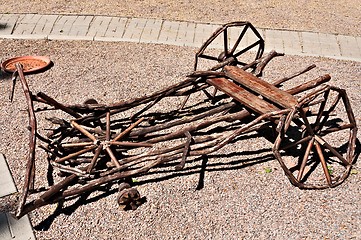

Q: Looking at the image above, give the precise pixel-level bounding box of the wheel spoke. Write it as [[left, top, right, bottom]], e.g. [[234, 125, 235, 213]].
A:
[[55, 145, 97, 163], [229, 25, 248, 55], [297, 137, 315, 181], [314, 141, 332, 186], [105, 146, 121, 168], [223, 28, 228, 57], [234, 60, 248, 66], [106, 111, 111, 141], [313, 89, 330, 132], [71, 120, 97, 142], [314, 135, 349, 165], [321, 123, 355, 135], [318, 92, 341, 132], [280, 135, 312, 151], [198, 54, 219, 61], [233, 40, 262, 58], [87, 144, 103, 173], [299, 109, 315, 136]]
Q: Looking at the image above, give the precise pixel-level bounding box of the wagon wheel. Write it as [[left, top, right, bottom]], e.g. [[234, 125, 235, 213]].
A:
[[273, 85, 357, 189], [194, 21, 264, 72]]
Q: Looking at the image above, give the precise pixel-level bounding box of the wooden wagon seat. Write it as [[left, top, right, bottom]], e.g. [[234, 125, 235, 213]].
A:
[[206, 66, 298, 114]]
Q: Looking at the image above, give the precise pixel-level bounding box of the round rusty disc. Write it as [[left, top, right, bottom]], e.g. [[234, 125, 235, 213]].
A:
[[1, 56, 51, 73]]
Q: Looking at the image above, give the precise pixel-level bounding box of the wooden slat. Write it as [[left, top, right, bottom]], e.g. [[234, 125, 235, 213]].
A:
[[207, 78, 280, 114], [224, 66, 298, 108]]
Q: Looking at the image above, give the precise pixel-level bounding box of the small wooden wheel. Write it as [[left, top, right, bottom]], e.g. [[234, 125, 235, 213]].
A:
[[273, 85, 357, 189], [117, 183, 143, 210], [194, 21, 264, 71]]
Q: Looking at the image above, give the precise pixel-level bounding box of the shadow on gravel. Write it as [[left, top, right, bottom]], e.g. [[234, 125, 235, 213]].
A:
[[33, 145, 274, 230], [33, 138, 361, 230], [30, 111, 361, 231], [0, 70, 11, 81], [353, 139, 361, 165], [34, 184, 117, 231]]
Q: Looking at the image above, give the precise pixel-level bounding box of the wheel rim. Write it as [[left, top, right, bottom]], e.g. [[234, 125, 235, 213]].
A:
[[274, 86, 357, 189], [194, 21, 264, 71]]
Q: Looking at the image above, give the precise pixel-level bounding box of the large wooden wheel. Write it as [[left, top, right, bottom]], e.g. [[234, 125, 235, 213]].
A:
[[194, 21, 264, 71], [273, 85, 357, 189]]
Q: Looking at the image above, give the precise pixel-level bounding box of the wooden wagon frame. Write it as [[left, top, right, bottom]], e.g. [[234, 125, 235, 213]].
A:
[[7, 22, 358, 218]]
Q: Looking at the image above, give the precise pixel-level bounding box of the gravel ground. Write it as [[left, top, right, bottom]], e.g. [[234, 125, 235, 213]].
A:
[[0, 38, 360, 239], [1, 0, 361, 36]]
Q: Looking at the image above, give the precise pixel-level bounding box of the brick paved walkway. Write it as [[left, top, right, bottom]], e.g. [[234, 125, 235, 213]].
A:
[[0, 154, 35, 240], [1, 13, 360, 62]]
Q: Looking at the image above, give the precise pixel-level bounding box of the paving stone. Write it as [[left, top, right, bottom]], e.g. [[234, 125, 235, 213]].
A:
[[264, 29, 284, 53], [123, 18, 147, 42], [140, 18, 163, 43], [0, 213, 35, 240], [337, 35, 361, 58], [281, 30, 302, 54], [11, 13, 42, 35], [301, 32, 321, 55], [318, 33, 341, 57], [0, 14, 20, 35], [194, 23, 222, 49], [194, 23, 217, 46], [0, 154, 17, 198], [87, 16, 112, 37], [158, 20, 180, 44], [103, 17, 128, 38], [68, 16, 94, 36], [176, 22, 196, 46], [32, 15, 59, 35], [50, 15, 78, 35]]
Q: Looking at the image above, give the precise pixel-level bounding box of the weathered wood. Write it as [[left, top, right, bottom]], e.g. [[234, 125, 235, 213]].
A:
[[113, 117, 145, 141], [175, 131, 192, 170], [15, 64, 38, 216], [11, 21, 357, 220], [287, 74, 330, 95], [207, 77, 280, 114], [224, 66, 298, 108], [37, 92, 82, 118]]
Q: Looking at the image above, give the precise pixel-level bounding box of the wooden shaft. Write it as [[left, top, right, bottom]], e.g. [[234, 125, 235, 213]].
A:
[[15, 64, 38, 215]]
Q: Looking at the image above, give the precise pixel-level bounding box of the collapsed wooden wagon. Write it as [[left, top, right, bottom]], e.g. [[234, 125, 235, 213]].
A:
[[5, 22, 357, 218]]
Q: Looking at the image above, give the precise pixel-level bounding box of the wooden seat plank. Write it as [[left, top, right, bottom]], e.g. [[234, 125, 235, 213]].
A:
[[207, 77, 280, 114], [224, 66, 298, 108]]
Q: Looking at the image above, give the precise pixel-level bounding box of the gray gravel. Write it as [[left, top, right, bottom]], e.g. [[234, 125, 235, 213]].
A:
[[0, 38, 360, 240]]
